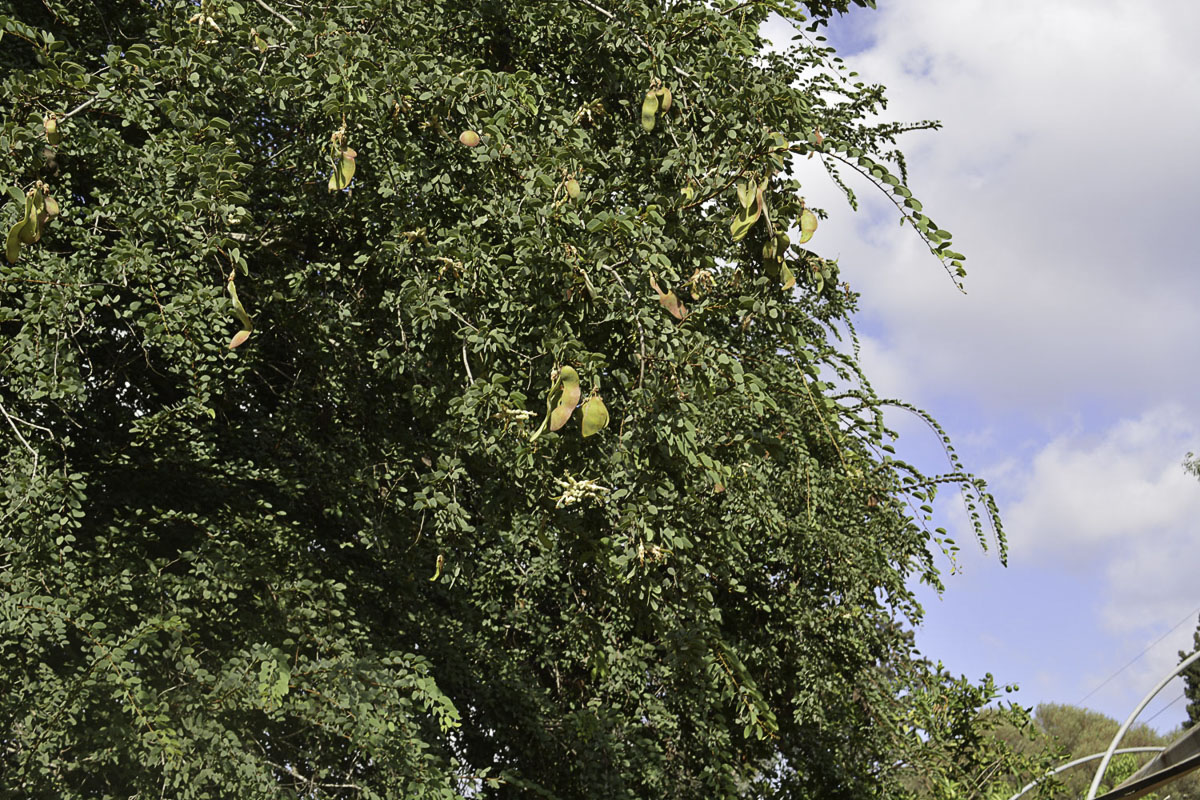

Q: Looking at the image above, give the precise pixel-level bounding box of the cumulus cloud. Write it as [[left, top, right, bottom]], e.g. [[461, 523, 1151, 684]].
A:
[[780, 0, 1200, 419]]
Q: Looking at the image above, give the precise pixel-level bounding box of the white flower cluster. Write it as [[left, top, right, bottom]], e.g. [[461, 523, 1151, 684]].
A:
[[553, 475, 610, 508], [500, 408, 537, 421]]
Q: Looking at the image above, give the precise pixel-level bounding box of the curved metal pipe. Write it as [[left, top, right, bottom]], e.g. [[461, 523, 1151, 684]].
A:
[[1086, 648, 1200, 800], [1006, 747, 1163, 800]]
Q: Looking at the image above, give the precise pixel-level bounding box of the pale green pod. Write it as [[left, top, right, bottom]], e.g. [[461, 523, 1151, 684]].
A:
[[549, 366, 581, 431], [656, 85, 672, 112], [581, 394, 609, 437], [798, 208, 818, 244], [328, 148, 357, 191], [6, 220, 24, 264], [640, 90, 658, 132]]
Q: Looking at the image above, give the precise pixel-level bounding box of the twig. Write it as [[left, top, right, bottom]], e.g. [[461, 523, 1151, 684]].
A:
[[0, 400, 45, 476], [461, 341, 474, 386], [255, 0, 297, 30], [61, 96, 97, 121]]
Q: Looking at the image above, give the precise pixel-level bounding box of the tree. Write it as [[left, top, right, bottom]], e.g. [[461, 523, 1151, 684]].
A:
[[1, 1, 1035, 797], [1025, 703, 1199, 800]]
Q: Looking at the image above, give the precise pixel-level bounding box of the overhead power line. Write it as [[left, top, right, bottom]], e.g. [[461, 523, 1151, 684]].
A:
[[1077, 603, 1200, 707]]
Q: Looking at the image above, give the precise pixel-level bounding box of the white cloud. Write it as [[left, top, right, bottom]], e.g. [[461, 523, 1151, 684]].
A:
[[787, 0, 1200, 418], [1003, 404, 1200, 561]]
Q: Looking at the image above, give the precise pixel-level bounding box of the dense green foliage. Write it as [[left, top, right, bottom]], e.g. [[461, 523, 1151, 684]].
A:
[[2, 0, 1038, 797]]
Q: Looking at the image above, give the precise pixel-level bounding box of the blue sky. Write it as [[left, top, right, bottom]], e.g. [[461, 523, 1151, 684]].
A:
[[767, 1, 1200, 733]]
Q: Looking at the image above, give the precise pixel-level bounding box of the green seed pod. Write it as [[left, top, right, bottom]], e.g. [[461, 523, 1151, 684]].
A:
[[798, 208, 818, 244], [549, 366, 581, 431], [458, 130, 481, 147], [6, 220, 25, 264], [43, 194, 60, 218], [640, 90, 659, 132], [566, 179, 580, 200], [730, 193, 761, 242], [581, 394, 609, 437], [44, 115, 61, 146], [735, 180, 754, 211], [656, 85, 673, 112], [18, 193, 37, 245], [780, 264, 796, 291], [226, 273, 254, 349], [327, 148, 357, 192]]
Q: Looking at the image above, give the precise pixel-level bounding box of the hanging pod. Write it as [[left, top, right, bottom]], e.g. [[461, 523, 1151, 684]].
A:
[[549, 366, 582, 431], [44, 114, 61, 146], [458, 130, 481, 147], [779, 263, 796, 291], [565, 178, 581, 201], [798, 208, 818, 244], [730, 190, 762, 242], [226, 271, 254, 349], [17, 191, 38, 245], [5, 219, 24, 264], [640, 89, 659, 132], [531, 366, 583, 441], [650, 276, 687, 320], [580, 393, 609, 437], [327, 147, 357, 192], [655, 85, 673, 112]]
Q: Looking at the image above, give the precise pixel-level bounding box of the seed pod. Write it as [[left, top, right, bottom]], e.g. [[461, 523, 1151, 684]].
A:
[[251, 28, 269, 52], [649, 276, 687, 320], [798, 208, 818, 244], [735, 180, 754, 211], [429, 553, 444, 582], [656, 85, 673, 112], [226, 272, 254, 349], [327, 147, 357, 192], [581, 394, 609, 437], [566, 179, 580, 200], [44, 114, 61, 146], [43, 194, 60, 218], [730, 191, 762, 242], [458, 129, 481, 147], [681, 185, 696, 203], [6, 220, 25, 264], [640, 90, 659, 132], [780, 263, 796, 291], [549, 366, 581, 431], [17, 192, 37, 245]]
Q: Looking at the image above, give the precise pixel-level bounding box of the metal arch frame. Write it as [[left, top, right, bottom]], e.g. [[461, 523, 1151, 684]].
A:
[[1006, 748, 1164, 800], [1086, 648, 1200, 800]]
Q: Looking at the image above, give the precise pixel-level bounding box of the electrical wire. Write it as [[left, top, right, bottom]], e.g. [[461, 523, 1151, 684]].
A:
[[1144, 692, 1187, 727], [1076, 603, 1200, 706]]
